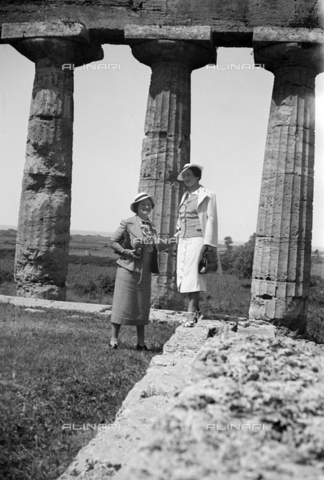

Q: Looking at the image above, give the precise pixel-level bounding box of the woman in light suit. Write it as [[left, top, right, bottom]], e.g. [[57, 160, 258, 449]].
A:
[[109, 192, 159, 350], [176, 163, 221, 327]]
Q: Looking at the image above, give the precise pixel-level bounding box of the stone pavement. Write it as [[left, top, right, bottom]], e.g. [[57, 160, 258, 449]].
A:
[[0, 294, 111, 313], [0, 294, 184, 323]]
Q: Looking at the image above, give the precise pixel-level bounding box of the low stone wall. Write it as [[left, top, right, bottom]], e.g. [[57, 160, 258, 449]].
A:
[[58, 318, 217, 479], [115, 325, 324, 480]]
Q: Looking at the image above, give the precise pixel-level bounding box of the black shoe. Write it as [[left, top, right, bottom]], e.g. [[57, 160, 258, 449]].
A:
[[110, 342, 118, 350], [136, 344, 150, 351]]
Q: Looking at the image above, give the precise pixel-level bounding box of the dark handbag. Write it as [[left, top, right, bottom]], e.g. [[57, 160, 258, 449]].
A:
[[119, 229, 131, 251], [198, 248, 218, 274]]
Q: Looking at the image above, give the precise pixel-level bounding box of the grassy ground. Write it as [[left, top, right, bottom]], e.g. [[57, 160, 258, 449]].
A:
[[311, 261, 324, 278], [0, 304, 176, 480], [201, 274, 252, 318], [306, 275, 324, 343]]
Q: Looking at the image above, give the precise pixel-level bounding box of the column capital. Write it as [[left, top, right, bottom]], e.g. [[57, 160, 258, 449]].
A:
[[2, 21, 103, 67], [131, 39, 216, 70], [254, 42, 324, 75], [11, 37, 103, 68]]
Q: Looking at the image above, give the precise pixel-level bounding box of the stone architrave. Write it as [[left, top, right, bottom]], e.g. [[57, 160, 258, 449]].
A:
[[249, 42, 324, 330], [6, 24, 103, 299], [131, 40, 216, 308]]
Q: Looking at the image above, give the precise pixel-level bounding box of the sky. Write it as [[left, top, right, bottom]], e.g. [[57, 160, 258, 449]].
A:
[[0, 43, 324, 247]]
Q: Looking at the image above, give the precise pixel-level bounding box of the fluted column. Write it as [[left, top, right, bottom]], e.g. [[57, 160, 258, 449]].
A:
[[10, 31, 103, 299], [131, 40, 216, 308], [250, 42, 324, 330]]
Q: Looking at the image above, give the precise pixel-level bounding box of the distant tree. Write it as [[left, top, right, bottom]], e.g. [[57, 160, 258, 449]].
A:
[[220, 236, 236, 272], [232, 233, 256, 279], [220, 233, 256, 279], [224, 236, 233, 250]]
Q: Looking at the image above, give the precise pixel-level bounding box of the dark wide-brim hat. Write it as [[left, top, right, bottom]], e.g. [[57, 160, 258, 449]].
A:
[[177, 163, 204, 181], [130, 192, 155, 213]]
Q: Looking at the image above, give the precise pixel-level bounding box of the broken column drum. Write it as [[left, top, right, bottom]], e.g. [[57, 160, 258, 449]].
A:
[[131, 39, 215, 308], [13, 35, 102, 300], [249, 42, 324, 330]]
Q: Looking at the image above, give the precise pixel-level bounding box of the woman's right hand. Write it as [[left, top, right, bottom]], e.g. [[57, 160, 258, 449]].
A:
[[123, 249, 138, 259]]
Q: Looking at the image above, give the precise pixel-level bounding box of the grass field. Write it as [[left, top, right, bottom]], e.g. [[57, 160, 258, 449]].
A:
[[0, 304, 176, 480], [1, 244, 324, 320], [311, 261, 324, 278], [0, 229, 116, 258], [0, 252, 253, 316]]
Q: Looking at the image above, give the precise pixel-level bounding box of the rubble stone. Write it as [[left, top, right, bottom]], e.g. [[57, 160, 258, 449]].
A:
[[115, 332, 324, 480]]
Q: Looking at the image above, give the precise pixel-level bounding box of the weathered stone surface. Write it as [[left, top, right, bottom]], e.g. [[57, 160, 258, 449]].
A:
[[125, 25, 212, 42], [249, 42, 324, 330], [115, 333, 324, 480], [254, 26, 324, 44], [132, 40, 216, 308], [13, 36, 103, 300], [253, 42, 324, 75], [0, 1, 323, 46], [58, 318, 217, 480], [12, 36, 103, 67], [237, 320, 275, 338], [2, 21, 90, 42]]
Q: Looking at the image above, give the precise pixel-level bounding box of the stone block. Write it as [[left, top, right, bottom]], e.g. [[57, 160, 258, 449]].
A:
[[252, 237, 311, 283], [249, 289, 306, 329], [114, 334, 324, 480], [253, 26, 324, 44], [125, 25, 213, 43], [30, 90, 73, 120], [1, 21, 89, 42]]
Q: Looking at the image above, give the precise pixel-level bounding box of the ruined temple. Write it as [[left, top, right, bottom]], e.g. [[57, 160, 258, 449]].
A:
[[1, 0, 323, 331]]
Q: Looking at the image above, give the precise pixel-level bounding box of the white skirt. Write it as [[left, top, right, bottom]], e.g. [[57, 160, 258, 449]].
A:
[[177, 237, 206, 293]]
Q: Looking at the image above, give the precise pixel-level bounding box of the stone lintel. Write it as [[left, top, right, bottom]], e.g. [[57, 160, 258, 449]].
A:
[[253, 26, 324, 45], [125, 25, 212, 43], [125, 24, 216, 52], [1, 21, 89, 43]]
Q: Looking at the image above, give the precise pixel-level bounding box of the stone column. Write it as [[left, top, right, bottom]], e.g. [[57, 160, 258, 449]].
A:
[[249, 42, 324, 330], [5, 25, 103, 299], [131, 40, 216, 308]]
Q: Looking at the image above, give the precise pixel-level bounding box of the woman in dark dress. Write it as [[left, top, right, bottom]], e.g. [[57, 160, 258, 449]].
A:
[[109, 192, 159, 351]]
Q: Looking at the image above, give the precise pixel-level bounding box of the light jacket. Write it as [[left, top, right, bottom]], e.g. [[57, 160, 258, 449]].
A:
[[109, 216, 159, 274], [177, 186, 222, 273], [177, 186, 219, 247]]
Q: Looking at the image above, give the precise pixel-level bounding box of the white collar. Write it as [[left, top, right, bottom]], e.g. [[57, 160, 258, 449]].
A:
[[186, 186, 201, 196]]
